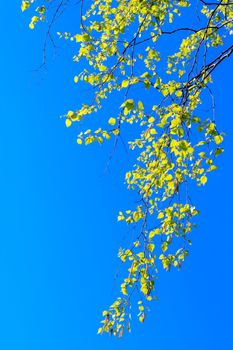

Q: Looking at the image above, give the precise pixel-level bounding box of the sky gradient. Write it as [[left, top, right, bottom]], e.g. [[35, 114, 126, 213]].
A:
[[1, 2, 233, 349]]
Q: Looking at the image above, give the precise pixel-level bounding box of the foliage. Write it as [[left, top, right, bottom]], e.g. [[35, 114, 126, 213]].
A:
[[22, 0, 232, 337]]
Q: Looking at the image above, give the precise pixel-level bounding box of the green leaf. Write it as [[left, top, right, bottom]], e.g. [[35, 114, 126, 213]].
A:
[[147, 243, 155, 252], [214, 147, 224, 156], [161, 242, 168, 252]]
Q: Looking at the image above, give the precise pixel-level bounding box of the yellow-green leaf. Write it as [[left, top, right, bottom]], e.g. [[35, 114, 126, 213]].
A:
[[108, 117, 116, 126], [65, 119, 72, 127], [21, 1, 30, 11], [121, 80, 129, 88], [214, 135, 223, 145], [200, 175, 207, 185]]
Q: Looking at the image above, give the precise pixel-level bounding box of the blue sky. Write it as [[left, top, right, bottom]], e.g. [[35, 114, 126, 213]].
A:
[[1, 2, 233, 349]]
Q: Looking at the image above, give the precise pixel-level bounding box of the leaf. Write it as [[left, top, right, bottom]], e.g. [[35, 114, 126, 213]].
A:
[[121, 80, 129, 88], [67, 110, 74, 118], [214, 135, 223, 145], [161, 242, 168, 252], [175, 90, 182, 97], [108, 117, 116, 126], [123, 99, 134, 115], [65, 119, 72, 127], [85, 136, 94, 145], [21, 1, 30, 11], [150, 128, 157, 135], [99, 65, 107, 72], [200, 175, 207, 185], [149, 229, 160, 239], [112, 128, 120, 136], [97, 327, 103, 334], [157, 212, 164, 219], [82, 33, 91, 42], [138, 101, 144, 110], [139, 314, 145, 323], [147, 243, 155, 252], [133, 212, 140, 222], [214, 147, 224, 156], [75, 33, 91, 42], [148, 117, 155, 123]]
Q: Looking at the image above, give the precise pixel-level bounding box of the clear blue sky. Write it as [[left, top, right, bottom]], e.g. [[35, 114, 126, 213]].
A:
[[1, 2, 233, 349]]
